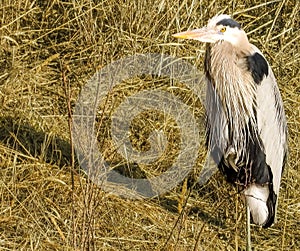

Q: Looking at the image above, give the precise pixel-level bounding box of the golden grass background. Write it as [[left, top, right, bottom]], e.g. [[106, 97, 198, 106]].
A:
[[0, 0, 299, 250]]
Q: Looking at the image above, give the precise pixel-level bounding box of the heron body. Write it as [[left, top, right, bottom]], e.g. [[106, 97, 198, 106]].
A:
[[173, 15, 287, 228]]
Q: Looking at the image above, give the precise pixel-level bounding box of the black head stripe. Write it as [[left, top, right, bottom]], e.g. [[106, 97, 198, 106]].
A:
[[216, 18, 241, 29]]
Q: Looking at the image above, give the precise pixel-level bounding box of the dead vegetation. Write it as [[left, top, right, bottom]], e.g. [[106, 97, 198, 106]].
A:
[[0, 0, 299, 250]]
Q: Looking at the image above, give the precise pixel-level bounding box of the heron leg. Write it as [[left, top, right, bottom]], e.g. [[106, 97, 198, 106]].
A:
[[246, 203, 252, 251], [227, 152, 238, 172]]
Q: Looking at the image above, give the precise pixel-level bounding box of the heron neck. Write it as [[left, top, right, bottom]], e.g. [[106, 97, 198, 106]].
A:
[[205, 41, 257, 134]]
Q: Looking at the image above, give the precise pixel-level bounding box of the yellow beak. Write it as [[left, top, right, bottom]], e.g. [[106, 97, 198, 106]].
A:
[[172, 27, 219, 43], [172, 29, 205, 40]]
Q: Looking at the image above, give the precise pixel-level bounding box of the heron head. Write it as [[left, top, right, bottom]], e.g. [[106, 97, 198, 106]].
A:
[[173, 14, 248, 47]]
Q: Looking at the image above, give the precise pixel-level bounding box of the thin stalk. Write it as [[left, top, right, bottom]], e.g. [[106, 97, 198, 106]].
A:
[[246, 205, 251, 251]]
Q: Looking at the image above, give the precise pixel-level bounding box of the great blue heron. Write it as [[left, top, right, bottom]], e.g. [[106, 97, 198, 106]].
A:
[[173, 14, 287, 247]]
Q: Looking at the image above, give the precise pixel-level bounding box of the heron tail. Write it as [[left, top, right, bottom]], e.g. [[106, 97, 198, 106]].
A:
[[244, 183, 276, 227]]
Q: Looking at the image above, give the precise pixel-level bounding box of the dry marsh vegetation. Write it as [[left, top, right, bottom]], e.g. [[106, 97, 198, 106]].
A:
[[0, 0, 299, 250]]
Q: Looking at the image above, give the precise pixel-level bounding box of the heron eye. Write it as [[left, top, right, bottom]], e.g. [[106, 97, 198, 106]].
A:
[[220, 27, 226, 33]]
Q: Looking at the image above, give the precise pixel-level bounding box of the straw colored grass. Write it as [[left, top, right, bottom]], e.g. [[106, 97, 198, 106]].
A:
[[0, 0, 299, 250]]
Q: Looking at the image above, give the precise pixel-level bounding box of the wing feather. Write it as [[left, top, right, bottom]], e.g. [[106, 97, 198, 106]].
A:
[[252, 45, 288, 200]]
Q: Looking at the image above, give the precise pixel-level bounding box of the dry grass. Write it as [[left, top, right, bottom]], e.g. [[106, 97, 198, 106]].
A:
[[0, 0, 299, 250]]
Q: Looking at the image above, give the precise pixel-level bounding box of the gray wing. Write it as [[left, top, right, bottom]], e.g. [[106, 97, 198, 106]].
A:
[[252, 45, 288, 197], [198, 152, 218, 186]]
